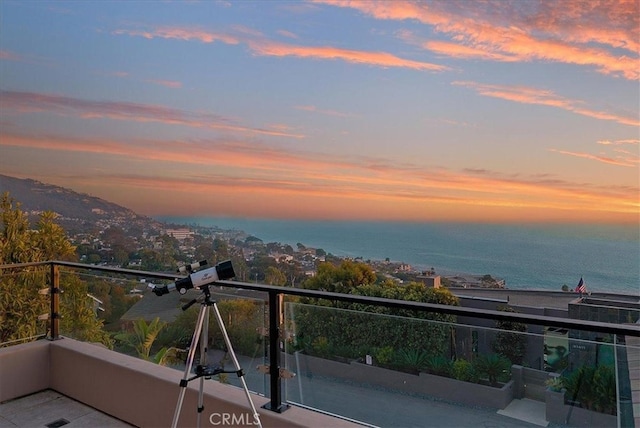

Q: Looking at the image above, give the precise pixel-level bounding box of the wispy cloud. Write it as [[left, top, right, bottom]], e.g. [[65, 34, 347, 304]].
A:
[[2, 130, 636, 218], [452, 81, 639, 127], [0, 50, 25, 61], [277, 29, 299, 39], [113, 27, 240, 44], [0, 90, 303, 138], [245, 39, 448, 71], [295, 105, 358, 118], [316, 0, 639, 80], [549, 149, 637, 167], [113, 25, 448, 72], [145, 79, 183, 89], [597, 138, 639, 146], [550, 137, 640, 167]]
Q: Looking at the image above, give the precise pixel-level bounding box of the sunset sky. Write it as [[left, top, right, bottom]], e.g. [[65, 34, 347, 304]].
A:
[[1, 0, 638, 224]]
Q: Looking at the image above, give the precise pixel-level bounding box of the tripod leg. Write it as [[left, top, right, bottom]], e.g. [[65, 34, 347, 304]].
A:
[[196, 305, 210, 428], [172, 304, 207, 428], [211, 302, 263, 428]]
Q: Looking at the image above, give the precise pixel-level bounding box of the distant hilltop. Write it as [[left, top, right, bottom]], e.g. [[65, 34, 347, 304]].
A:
[[0, 174, 162, 235]]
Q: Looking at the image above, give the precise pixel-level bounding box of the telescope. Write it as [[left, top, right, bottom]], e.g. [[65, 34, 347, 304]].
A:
[[177, 260, 208, 274], [151, 260, 235, 296]]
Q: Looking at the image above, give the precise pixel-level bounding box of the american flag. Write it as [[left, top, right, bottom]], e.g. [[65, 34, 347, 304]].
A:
[[575, 277, 586, 293]]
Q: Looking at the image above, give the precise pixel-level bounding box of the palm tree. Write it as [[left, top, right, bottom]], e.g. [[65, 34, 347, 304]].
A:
[[115, 317, 182, 365]]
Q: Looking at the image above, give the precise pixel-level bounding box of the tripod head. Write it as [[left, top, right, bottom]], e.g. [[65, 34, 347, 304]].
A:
[[151, 260, 235, 296]]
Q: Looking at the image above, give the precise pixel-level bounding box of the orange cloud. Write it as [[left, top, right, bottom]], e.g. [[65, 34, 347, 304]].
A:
[[114, 25, 448, 72], [420, 40, 518, 62], [452, 81, 639, 127], [0, 90, 303, 139], [597, 139, 639, 146], [246, 39, 448, 71], [2, 131, 637, 223], [315, 0, 639, 80], [113, 27, 240, 45], [0, 50, 24, 61], [295, 105, 357, 118], [277, 30, 298, 39], [146, 79, 182, 89], [549, 149, 637, 167]]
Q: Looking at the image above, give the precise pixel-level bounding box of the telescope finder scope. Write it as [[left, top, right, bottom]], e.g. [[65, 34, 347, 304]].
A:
[[152, 260, 235, 296]]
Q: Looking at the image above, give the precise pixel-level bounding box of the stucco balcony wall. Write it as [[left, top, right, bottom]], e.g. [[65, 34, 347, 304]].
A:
[[0, 338, 359, 428]]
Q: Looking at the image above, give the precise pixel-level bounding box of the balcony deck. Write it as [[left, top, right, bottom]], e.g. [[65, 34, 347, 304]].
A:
[[0, 339, 549, 428], [0, 390, 133, 427], [0, 338, 363, 428]]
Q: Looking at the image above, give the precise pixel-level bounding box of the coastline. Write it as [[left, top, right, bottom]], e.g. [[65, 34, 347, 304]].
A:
[[158, 216, 640, 295]]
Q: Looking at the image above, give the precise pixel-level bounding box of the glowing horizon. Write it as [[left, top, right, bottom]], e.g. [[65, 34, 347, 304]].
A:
[[0, 1, 638, 224]]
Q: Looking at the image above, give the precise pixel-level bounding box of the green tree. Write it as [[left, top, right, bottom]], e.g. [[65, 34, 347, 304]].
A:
[[492, 306, 527, 365], [59, 274, 112, 347], [212, 238, 230, 262], [153, 234, 181, 269], [265, 266, 287, 286], [139, 248, 164, 271], [296, 261, 459, 362], [115, 317, 173, 361], [194, 241, 215, 264], [302, 260, 376, 293], [474, 353, 512, 386], [0, 193, 110, 347]]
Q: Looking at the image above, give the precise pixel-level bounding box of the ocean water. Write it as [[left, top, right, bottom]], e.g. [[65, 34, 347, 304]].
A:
[[159, 217, 640, 295]]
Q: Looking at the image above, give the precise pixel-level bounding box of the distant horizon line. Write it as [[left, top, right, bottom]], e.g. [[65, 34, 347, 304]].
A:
[[155, 214, 639, 228]]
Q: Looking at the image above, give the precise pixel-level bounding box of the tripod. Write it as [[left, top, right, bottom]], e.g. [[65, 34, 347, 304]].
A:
[[172, 284, 262, 428]]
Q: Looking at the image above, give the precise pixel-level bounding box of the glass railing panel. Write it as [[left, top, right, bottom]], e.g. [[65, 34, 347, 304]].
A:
[[0, 266, 51, 347], [53, 267, 268, 397], [110, 279, 268, 396], [58, 267, 135, 347], [283, 302, 632, 427]]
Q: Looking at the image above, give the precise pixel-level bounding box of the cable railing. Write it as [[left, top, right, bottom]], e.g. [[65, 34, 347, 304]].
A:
[[1, 260, 639, 426]]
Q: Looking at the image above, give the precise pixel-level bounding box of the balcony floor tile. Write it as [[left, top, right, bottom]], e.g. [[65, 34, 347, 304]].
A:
[[0, 390, 134, 428]]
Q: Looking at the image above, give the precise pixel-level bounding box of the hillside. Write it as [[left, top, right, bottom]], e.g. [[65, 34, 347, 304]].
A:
[[0, 174, 162, 235]]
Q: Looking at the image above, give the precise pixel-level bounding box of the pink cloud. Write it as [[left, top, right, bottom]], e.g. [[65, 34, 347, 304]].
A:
[[0, 90, 303, 139], [2, 130, 637, 221], [315, 0, 639, 80], [246, 39, 448, 71], [295, 105, 357, 118], [452, 81, 639, 127], [549, 148, 637, 167], [277, 29, 299, 39], [115, 25, 448, 72], [0, 50, 24, 61], [113, 27, 240, 44], [597, 138, 639, 146], [146, 79, 183, 89]]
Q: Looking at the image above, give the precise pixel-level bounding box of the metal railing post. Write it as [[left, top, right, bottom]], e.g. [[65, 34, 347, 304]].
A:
[[49, 262, 60, 340], [263, 290, 288, 412]]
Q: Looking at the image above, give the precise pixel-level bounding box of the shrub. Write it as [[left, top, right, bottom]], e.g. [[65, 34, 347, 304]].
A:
[[425, 355, 452, 377], [473, 354, 511, 386], [395, 349, 429, 372], [562, 365, 616, 415], [492, 306, 527, 365], [311, 336, 330, 358], [544, 376, 564, 392], [374, 346, 395, 366], [452, 358, 476, 382]]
